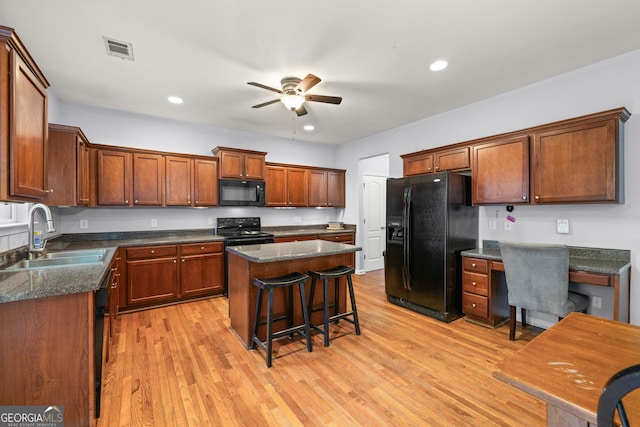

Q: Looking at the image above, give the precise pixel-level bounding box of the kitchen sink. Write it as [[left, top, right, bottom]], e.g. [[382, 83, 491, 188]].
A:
[[44, 249, 108, 259], [6, 251, 106, 270]]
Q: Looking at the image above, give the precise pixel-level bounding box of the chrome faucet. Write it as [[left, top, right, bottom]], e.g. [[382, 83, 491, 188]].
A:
[[28, 203, 56, 259]]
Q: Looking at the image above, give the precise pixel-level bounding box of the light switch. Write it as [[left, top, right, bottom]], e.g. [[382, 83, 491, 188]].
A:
[[556, 219, 570, 234]]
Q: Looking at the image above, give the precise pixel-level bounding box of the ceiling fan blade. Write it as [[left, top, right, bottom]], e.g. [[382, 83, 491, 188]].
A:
[[251, 99, 281, 108], [295, 104, 308, 117], [304, 94, 342, 105], [295, 74, 321, 94], [247, 82, 283, 94]]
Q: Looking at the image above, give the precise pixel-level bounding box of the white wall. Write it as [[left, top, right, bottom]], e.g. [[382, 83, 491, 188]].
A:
[[337, 48, 640, 324], [53, 101, 344, 232]]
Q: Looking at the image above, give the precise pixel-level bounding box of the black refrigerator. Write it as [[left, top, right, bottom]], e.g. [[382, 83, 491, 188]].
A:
[[385, 172, 478, 322]]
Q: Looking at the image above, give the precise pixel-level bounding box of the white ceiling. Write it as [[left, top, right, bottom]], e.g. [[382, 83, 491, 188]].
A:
[[2, 1, 640, 145]]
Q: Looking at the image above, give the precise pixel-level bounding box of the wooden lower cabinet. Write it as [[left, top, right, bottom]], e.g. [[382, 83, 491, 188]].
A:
[[180, 242, 224, 297], [122, 241, 224, 311], [0, 292, 96, 427], [461, 256, 509, 327], [126, 245, 178, 306]]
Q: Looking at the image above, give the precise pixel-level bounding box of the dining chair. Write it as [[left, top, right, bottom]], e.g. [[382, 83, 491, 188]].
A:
[[597, 363, 640, 427], [498, 241, 589, 340]]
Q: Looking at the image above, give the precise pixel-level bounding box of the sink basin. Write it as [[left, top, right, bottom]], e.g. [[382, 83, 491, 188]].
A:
[[44, 249, 108, 259], [6, 252, 106, 270]]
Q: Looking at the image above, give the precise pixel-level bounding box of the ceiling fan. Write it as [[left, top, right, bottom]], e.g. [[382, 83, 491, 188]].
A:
[[247, 73, 342, 116]]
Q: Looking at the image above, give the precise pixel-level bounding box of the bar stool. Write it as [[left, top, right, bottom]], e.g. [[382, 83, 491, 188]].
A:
[[308, 265, 360, 347], [250, 272, 312, 368]]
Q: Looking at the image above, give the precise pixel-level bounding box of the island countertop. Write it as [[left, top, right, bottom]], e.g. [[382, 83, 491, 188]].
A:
[[226, 239, 361, 263]]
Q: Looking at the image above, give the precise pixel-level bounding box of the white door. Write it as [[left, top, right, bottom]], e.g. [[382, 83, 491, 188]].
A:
[[362, 175, 386, 271]]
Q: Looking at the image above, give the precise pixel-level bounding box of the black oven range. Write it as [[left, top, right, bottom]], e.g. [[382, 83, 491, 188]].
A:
[[216, 217, 275, 246]]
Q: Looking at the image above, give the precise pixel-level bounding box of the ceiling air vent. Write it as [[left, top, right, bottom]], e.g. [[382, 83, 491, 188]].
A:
[[103, 36, 134, 61]]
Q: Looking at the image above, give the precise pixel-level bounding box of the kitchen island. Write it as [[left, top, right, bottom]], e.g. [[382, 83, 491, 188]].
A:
[[226, 239, 360, 347]]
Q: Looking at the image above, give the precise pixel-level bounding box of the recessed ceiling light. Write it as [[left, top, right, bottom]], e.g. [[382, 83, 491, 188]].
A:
[[303, 124, 315, 131], [168, 96, 183, 104], [429, 60, 448, 71]]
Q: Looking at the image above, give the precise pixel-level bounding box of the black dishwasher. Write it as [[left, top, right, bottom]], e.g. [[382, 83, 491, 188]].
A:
[[94, 271, 111, 418]]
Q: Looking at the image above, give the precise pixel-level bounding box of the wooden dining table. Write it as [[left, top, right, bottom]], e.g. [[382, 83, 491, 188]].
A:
[[493, 312, 640, 426]]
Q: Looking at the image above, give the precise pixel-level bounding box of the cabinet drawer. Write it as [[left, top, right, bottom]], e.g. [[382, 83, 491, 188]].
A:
[[463, 272, 488, 296], [463, 292, 489, 318], [126, 245, 177, 260], [569, 270, 611, 287], [181, 242, 224, 255], [463, 257, 488, 274], [319, 233, 353, 243]]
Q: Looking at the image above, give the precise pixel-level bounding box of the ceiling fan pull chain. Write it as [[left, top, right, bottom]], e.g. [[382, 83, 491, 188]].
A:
[[291, 113, 296, 142]]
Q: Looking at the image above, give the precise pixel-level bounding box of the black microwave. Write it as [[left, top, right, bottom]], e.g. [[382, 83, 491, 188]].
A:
[[218, 179, 266, 206]]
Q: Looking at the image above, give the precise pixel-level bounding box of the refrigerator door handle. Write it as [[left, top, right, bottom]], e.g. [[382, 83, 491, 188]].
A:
[[403, 186, 412, 290]]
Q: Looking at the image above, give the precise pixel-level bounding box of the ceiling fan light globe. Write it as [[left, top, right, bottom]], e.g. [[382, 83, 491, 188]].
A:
[[281, 94, 305, 110]]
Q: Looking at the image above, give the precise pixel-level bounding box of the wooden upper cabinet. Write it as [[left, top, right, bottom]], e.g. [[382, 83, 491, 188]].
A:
[[193, 158, 218, 206], [47, 124, 91, 206], [212, 146, 266, 180], [308, 169, 328, 207], [97, 149, 132, 206], [165, 156, 192, 206], [265, 165, 287, 206], [472, 136, 530, 205], [434, 146, 470, 172], [288, 167, 309, 207], [308, 169, 345, 207], [265, 164, 309, 207], [133, 153, 165, 206], [0, 27, 50, 201], [531, 117, 624, 204], [327, 170, 345, 207], [403, 152, 433, 176], [402, 146, 470, 176]]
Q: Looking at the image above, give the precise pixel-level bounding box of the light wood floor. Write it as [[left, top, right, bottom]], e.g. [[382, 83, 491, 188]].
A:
[[98, 270, 545, 426]]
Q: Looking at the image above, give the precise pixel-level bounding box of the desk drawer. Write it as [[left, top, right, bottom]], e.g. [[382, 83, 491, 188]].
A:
[[569, 271, 611, 287], [463, 257, 488, 274], [463, 292, 488, 318], [463, 272, 488, 296]]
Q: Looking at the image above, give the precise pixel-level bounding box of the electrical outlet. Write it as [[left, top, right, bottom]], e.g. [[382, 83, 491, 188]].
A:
[[80, 219, 88, 229], [556, 219, 570, 234], [151, 218, 158, 227], [293, 216, 302, 223], [488, 219, 497, 230], [208, 217, 214, 225], [592, 296, 602, 309], [504, 221, 512, 231]]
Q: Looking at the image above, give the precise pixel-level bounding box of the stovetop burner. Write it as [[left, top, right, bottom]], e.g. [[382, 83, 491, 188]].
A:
[[216, 217, 274, 243]]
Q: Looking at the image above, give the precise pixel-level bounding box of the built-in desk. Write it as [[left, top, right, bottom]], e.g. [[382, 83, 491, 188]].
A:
[[461, 241, 631, 326]]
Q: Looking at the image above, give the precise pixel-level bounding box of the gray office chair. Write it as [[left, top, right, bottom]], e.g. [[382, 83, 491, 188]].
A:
[[499, 241, 589, 340]]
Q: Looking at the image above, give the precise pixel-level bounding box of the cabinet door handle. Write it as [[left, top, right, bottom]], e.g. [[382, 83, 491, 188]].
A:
[[182, 258, 185, 263], [41, 189, 54, 194], [472, 303, 477, 308], [201, 246, 205, 250], [472, 282, 477, 286], [150, 250, 155, 254], [534, 195, 540, 200], [471, 263, 476, 268], [173, 260, 177, 264], [522, 194, 527, 200]]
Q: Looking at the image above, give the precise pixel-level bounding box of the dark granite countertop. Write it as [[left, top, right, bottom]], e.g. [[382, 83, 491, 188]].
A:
[[0, 247, 117, 303], [461, 240, 631, 275], [227, 239, 361, 263], [0, 225, 357, 304]]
